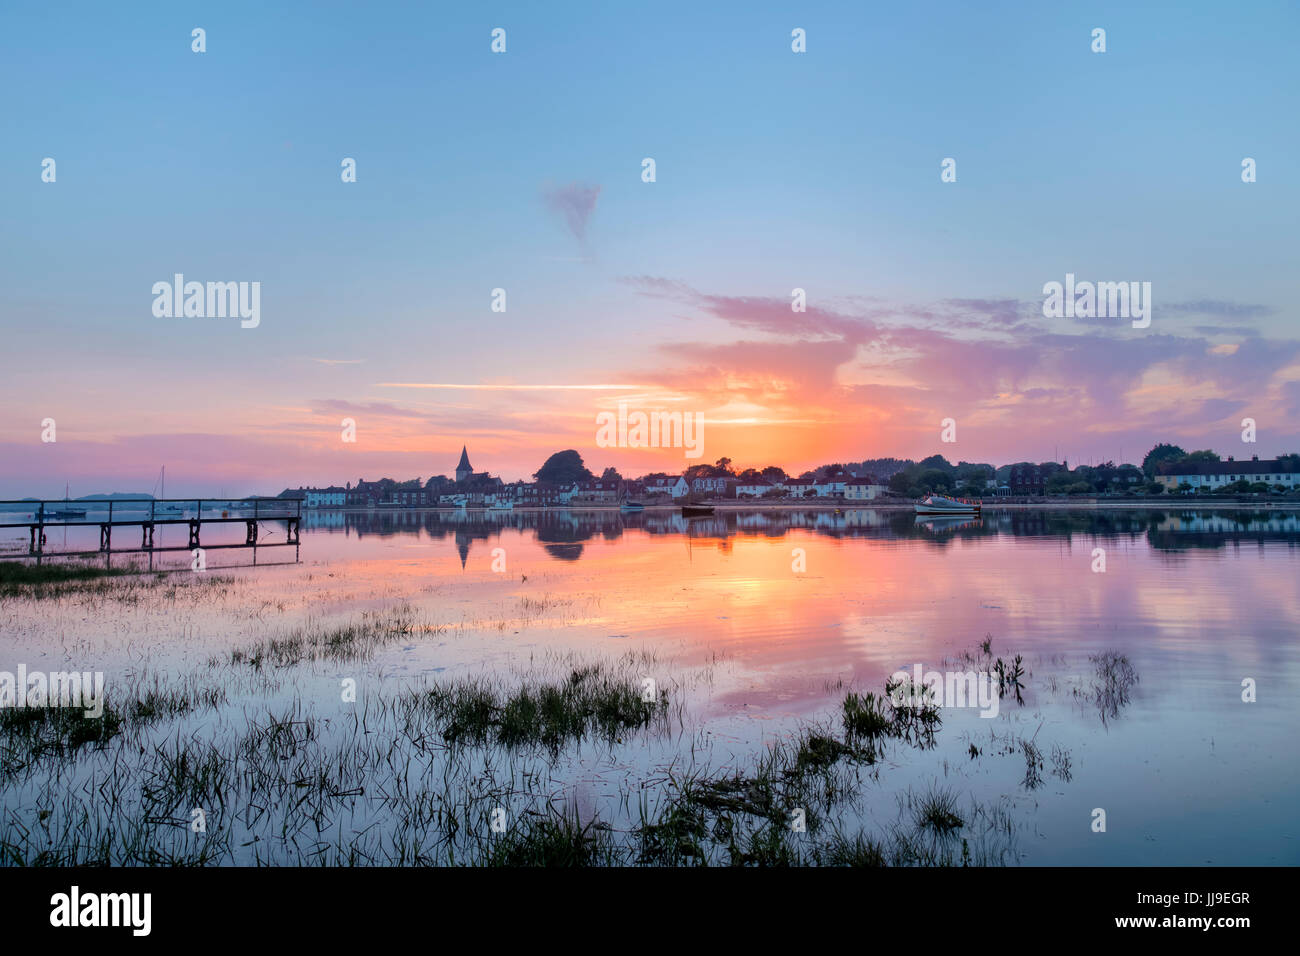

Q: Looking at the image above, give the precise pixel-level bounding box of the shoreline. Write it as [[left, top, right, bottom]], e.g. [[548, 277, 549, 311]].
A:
[[311, 498, 1300, 514]]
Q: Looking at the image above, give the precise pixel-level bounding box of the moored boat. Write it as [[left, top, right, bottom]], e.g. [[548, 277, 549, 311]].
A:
[[46, 483, 88, 519], [619, 500, 645, 513], [914, 495, 981, 516], [681, 504, 714, 517]]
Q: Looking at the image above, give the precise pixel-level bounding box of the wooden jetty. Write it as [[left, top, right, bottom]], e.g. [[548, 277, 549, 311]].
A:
[[0, 498, 301, 560]]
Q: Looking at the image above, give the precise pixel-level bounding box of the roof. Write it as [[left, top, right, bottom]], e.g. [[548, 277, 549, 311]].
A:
[[456, 446, 472, 471], [844, 478, 882, 486], [1158, 458, 1296, 477]]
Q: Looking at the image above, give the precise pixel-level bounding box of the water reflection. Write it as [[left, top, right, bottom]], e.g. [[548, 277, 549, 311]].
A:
[[299, 506, 1300, 565]]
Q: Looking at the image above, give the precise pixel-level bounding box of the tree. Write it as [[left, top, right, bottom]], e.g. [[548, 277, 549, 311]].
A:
[[534, 450, 593, 485], [918, 454, 954, 473], [1142, 443, 1187, 478], [916, 469, 954, 494], [888, 472, 916, 496], [1045, 472, 1077, 495], [714, 457, 734, 475], [601, 467, 622, 481], [760, 465, 788, 482], [1184, 449, 1221, 462]]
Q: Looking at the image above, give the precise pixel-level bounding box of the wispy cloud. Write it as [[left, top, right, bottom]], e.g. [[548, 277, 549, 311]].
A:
[[375, 382, 652, 391], [542, 182, 601, 242], [1164, 300, 1275, 319]]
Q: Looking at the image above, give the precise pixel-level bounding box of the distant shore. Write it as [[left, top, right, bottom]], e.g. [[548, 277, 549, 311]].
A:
[[314, 498, 1300, 514]]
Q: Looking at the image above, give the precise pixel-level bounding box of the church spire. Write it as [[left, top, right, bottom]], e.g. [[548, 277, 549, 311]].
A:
[[455, 446, 473, 483]]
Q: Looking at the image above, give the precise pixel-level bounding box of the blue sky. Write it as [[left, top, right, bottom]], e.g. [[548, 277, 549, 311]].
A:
[[2, 1, 1298, 495]]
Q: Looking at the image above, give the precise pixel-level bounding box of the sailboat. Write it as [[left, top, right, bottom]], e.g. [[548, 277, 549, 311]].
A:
[[46, 483, 87, 520], [153, 466, 184, 513]]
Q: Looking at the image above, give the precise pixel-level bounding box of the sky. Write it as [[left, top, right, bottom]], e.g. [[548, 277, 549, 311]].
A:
[[2, 0, 1298, 497]]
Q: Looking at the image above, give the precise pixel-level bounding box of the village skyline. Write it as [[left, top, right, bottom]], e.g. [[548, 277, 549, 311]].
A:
[[266, 439, 1298, 506], [14, 433, 1300, 503]]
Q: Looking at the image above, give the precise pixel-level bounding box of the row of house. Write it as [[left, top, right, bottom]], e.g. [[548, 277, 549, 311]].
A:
[[292, 467, 891, 509], [283, 448, 1300, 510], [731, 475, 888, 499], [1154, 456, 1300, 491]]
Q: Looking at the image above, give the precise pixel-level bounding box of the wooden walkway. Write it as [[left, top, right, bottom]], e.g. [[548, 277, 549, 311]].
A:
[[0, 498, 301, 558]]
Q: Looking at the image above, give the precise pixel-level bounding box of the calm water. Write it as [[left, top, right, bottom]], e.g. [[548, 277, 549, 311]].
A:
[[3, 506, 1297, 864]]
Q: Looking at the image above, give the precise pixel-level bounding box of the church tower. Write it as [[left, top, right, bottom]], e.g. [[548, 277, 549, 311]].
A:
[[455, 446, 473, 483]]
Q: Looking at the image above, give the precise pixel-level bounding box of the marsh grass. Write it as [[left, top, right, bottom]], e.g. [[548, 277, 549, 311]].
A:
[[0, 705, 124, 772], [0, 564, 235, 605], [842, 690, 891, 741], [912, 785, 964, 833], [423, 663, 670, 751], [1086, 651, 1139, 723], [221, 607, 421, 668], [1020, 737, 1045, 790], [0, 560, 138, 587], [485, 804, 616, 867], [0, 602, 1034, 867]]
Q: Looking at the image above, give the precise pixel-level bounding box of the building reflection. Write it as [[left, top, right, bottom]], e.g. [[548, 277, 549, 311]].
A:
[[297, 507, 1300, 566]]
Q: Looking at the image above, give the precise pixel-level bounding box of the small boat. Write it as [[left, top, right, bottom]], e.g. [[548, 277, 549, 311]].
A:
[[914, 495, 980, 516], [681, 504, 714, 517], [46, 483, 87, 519], [44, 508, 87, 520], [619, 500, 645, 513]]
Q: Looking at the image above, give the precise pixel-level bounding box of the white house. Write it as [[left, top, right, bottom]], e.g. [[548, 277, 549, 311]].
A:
[[736, 480, 775, 498], [304, 487, 346, 508], [644, 476, 689, 499], [571, 479, 621, 503], [782, 479, 818, 497], [843, 478, 887, 500], [690, 475, 731, 496]]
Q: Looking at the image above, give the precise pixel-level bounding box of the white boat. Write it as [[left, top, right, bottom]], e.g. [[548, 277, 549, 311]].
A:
[[914, 495, 981, 515], [619, 500, 645, 513]]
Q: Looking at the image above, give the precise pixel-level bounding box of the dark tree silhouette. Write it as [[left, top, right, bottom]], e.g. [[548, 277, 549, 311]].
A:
[[534, 450, 594, 485]]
